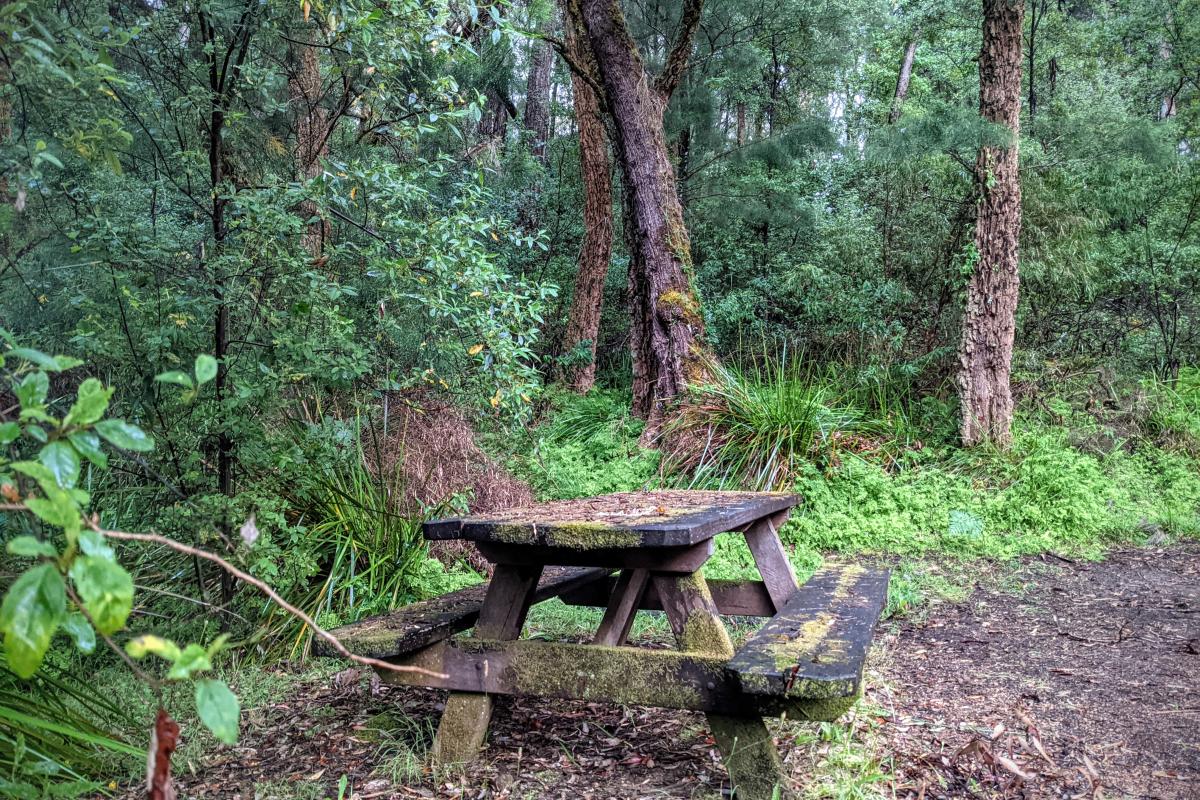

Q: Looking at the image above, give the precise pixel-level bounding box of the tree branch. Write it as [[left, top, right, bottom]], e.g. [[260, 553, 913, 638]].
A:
[[86, 517, 446, 680], [654, 0, 704, 100]]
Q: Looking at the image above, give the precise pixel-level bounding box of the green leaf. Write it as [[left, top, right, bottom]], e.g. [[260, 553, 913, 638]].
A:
[[24, 494, 81, 536], [78, 528, 115, 559], [167, 643, 212, 680], [0, 564, 66, 678], [64, 378, 112, 427], [154, 371, 194, 389], [61, 613, 95, 654], [125, 634, 180, 661], [68, 556, 133, 635], [6, 536, 57, 559], [194, 355, 218, 385], [8, 348, 60, 371], [14, 371, 49, 408], [95, 420, 154, 452], [195, 679, 239, 744], [0, 422, 19, 445], [39, 441, 80, 489], [68, 430, 107, 468]]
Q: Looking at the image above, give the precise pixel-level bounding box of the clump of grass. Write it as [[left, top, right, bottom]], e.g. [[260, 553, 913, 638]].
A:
[[0, 654, 141, 796], [263, 448, 475, 659], [664, 358, 861, 491], [1144, 367, 1200, 454]]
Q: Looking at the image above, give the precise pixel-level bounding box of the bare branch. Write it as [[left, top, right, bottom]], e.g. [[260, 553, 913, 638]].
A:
[[86, 517, 446, 680]]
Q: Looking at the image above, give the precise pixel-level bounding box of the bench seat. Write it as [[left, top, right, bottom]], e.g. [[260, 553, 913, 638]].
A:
[[727, 565, 889, 706], [316, 566, 611, 659]]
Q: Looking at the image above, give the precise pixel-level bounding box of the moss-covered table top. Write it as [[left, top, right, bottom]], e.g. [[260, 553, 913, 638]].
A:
[[423, 490, 799, 550]]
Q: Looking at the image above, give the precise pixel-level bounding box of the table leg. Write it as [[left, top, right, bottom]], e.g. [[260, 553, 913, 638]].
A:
[[744, 510, 799, 612], [653, 571, 787, 800], [431, 563, 543, 765], [593, 568, 649, 646]]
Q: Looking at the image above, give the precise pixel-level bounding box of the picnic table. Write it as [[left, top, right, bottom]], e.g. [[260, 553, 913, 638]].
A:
[[321, 490, 889, 798]]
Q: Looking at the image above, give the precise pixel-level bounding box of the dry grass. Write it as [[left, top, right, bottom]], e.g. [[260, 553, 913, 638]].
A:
[[367, 391, 534, 571]]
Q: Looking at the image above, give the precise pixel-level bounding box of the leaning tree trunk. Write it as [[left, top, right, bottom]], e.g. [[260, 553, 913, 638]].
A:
[[957, 0, 1023, 447], [888, 35, 919, 124], [289, 26, 330, 258], [560, 22, 613, 393], [573, 0, 711, 435]]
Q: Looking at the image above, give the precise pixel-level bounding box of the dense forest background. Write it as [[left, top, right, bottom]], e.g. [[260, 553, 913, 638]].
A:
[[0, 0, 1198, 794]]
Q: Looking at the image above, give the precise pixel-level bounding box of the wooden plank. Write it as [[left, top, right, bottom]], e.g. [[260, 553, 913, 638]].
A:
[[476, 539, 714, 573], [432, 564, 541, 765], [560, 577, 776, 617], [315, 566, 610, 659], [593, 569, 649, 646], [728, 566, 890, 700], [425, 490, 799, 549], [378, 638, 851, 720], [742, 510, 799, 612]]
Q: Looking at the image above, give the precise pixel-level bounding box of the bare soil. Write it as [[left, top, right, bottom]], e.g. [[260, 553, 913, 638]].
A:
[[158, 545, 1198, 800]]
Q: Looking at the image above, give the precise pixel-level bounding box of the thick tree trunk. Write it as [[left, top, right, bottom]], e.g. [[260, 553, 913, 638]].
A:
[[524, 38, 554, 163], [888, 36, 919, 124], [735, 101, 746, 145], [572, 0, 711, 435], [561, 34, 613, 392], [289, 28, 329, 258], [958, 0, 1023, 447]]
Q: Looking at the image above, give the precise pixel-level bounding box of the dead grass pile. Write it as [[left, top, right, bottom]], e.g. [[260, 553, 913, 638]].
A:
[[366, 392, 534, 570]]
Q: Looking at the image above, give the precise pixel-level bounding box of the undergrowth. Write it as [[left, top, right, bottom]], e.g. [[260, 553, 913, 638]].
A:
[[503, 389, 662, 500], [514, 365, 1200, 621]]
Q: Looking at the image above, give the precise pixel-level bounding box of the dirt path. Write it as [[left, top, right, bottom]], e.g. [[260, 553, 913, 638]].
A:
[[164, 545, 1199, 799]]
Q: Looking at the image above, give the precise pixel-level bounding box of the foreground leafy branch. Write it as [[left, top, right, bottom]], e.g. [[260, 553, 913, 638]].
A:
[[0, 337, 440, 771]]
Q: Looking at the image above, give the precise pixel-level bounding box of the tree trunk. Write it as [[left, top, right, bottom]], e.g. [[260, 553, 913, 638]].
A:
[[524, 38, 554, 163], [958, 0, 1023, 447], [735, 101, 746, 145], [1027, 0, 1042, 121], [571, 0, 711, 435], [888, 36, 919, 124], [676, 123, 691, 210], [289, 27, 330, 258], [561, 36, 613, 392]]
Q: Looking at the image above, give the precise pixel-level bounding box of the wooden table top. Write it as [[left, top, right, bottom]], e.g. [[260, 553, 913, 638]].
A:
[[423, 490, 799, 550]]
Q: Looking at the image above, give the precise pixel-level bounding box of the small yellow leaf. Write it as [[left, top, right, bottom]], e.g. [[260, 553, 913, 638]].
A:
[[468, 343, 484, 356], [302, 0, 310, 22], [350, 186, 357, 200], [489, 231, 499, 241], [469, 291, 483, 298]]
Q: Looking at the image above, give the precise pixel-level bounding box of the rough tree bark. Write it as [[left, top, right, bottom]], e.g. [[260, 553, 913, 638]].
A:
[[559, 11, 613, 393], [888, 35, 919, 124], [957, 0, 1023, 447], [735, 101, 746, 145], [566, 0, 712, 435], [289, 26, 330, 257], [523, 38, 554, 163]]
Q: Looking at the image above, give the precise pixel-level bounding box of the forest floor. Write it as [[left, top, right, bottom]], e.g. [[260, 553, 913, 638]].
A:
[[144, 544, 1199, 800]]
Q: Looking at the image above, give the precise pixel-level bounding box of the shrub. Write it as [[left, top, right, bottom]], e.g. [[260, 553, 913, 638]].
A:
[[663, 358, 860, 490]]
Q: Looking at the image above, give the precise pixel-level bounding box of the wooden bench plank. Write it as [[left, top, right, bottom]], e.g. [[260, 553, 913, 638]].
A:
[[424, 490, 799, 549], [728, 566, 889, 700], [316, 567, 611, 659]]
